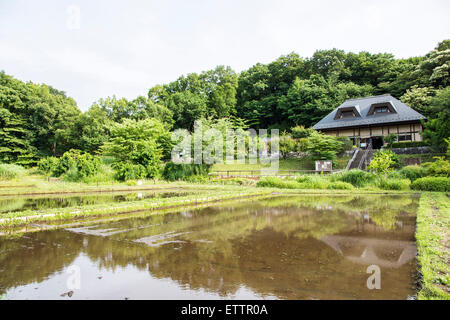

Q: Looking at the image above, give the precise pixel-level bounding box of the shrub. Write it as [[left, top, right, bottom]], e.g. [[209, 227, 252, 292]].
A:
[[422, 157, 450, 177], [332, 169, 375, 187], [297, 175, 329, 189], [384, 133, 397, 148], [214, 178, 255, 186], [367, 150, 400, 174], [256, 177, 301, 189], [52, 149, 81, 177], [398, 165, 428, 181], [76, 154, 102, 178], [376, 177, 411, 190], [279, 134, 297, 158], [327, 181, 354, 190], [390, 141, 429, 148], [113, 162, 147, 182], [52, 150, 101, 179], [336, 136, 353, 155], [79, 164, 116, 184], [37, 157, 59, 174], [162, 163, 211, 181], [0, 164, 26, 180], [411, 177, 450, 192], [291, 126, 314, 139], [184, 175, 211, 184], [306, 132, 343, 160]]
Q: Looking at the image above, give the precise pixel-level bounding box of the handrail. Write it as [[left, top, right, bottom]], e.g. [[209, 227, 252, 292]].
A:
[[345, 148, 360, 171]]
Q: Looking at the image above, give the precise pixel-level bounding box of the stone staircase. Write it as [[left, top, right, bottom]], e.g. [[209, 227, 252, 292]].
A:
[[346, 148, 377, 171], [347, 149, 363, 170]]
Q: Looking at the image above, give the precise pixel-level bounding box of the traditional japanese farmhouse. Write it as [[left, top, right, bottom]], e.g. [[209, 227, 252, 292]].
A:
[[312, 94, 426, 149]]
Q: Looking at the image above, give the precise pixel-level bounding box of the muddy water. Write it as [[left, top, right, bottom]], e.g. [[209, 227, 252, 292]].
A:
[[0, 190, 198, 214], [0, 194, 419, 300]]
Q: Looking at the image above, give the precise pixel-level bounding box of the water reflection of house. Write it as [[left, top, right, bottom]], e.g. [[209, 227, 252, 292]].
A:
[[312, 95, 426, 149], [321, 235, 416, 268]]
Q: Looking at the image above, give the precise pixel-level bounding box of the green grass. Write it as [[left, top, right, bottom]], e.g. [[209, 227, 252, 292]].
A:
[[416, 193, 450, 300], [0, 164, 27, 180]]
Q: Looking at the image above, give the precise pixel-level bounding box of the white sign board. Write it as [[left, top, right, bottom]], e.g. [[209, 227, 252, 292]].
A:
[[315, 160, 332, 172]]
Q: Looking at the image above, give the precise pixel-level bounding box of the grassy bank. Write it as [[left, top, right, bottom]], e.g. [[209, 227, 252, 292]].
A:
[[416, 192, 450, 300]]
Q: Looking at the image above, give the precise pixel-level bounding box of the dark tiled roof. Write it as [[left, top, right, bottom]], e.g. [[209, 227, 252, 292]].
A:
[[312, 94, 426, 130]]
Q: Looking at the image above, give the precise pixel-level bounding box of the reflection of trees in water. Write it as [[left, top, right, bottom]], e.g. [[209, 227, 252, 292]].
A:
[[0, 191, 190, 213], [0, 231, 84, 294], [0, 195, 418, 299]]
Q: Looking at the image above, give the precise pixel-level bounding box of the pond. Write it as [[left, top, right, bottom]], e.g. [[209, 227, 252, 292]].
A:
[[0, 194, 419, 300], [0, 189, 199, 214]]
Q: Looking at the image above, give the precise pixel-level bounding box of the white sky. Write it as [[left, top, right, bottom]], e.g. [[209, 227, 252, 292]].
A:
[[0, 0, 449, 111]]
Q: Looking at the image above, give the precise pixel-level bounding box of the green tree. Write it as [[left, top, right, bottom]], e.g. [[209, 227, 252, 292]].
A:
[[306, 131, 343, 160], [101, 119, 167, 179], [415, 39, 450, 88], [400, 85, 435, 117], [422, 87, 450, 152], [278, 75, 373, 128]]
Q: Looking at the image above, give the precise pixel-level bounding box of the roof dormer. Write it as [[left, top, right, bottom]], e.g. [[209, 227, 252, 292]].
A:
[[367, 101, 397, 116], [334, 105, 361, 120]]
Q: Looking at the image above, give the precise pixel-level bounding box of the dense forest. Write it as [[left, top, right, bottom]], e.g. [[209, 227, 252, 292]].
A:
[[0, 39, 449, 166]]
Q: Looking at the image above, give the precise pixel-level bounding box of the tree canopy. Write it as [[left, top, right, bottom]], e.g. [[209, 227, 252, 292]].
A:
[[0, 39, 449, 165]]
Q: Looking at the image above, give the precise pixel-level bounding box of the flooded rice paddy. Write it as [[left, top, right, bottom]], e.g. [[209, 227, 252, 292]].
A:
[[0, 189, 198, 214], [0, 194, 419, 300]]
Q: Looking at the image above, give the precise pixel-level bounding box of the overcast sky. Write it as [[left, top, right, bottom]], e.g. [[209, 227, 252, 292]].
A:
[[0, 0, 449, 111]]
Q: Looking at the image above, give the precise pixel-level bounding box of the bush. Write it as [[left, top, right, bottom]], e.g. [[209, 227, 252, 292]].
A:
[[52, 150, 101, 179], [422, 157, 450, 177], [332, 169, 375, 187], [327, 181, 354, 190], [78, 164, 116, 184], [257, 175, 330, 189], [376, 177, 411, 190], [367, 150, 400, 174], [291, 126, 315, 139], [37, 157, 59, 175], [398, 165, 428, 181], [306, 132, 343, 160], [296, 175, 329, 189], [336, 136, 353, 155], [390, 141, 429, 148], [411, 177, 450, 192], [256, 177, 301, 189], [213, 178, 255, 186], [184, 175, 211, 184], [162, 163, 211, 181], [113, 162, 147, 182], [0, 164, 26, 180], [279, 134, 297, 157]]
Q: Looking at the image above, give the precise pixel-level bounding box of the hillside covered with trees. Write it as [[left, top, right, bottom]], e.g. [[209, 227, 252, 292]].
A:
[[0, 39, 449, 166]]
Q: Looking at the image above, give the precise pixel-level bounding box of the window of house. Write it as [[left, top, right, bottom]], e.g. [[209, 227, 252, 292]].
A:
[[398, 134, 412, 142], [341, 111, 354, 118], [375, 107, 388, 113]]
